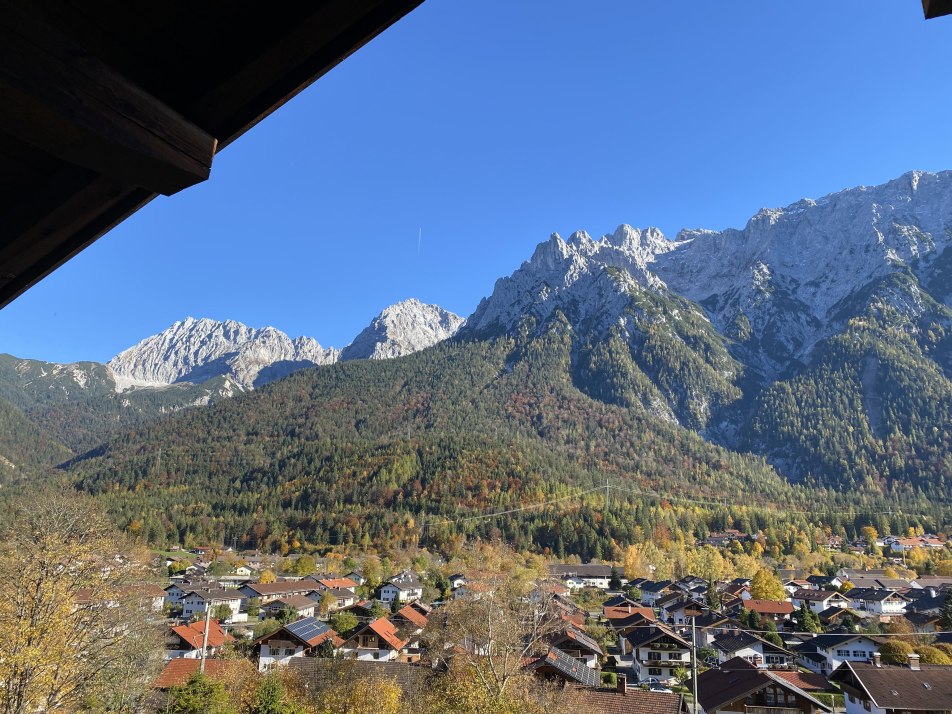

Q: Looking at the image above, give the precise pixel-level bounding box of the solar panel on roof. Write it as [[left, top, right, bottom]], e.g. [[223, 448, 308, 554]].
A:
[[286, 618, 330, 643]]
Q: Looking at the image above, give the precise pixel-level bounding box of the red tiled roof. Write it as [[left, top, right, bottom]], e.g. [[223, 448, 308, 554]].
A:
[[170, 620, 232, 650], [396, 604, 428, 629], [569, 685, 684, 714], [604, 605, 656, 622], [743, 599, 795, 615], [366, 618, 408, 650], [772, 670, 833, 692], [152, 658, 239, 688], [317, 577, 358, 590]]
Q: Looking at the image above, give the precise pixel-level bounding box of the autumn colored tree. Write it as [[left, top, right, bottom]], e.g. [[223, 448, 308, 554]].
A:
[[878, 640, 914, 664], [259, 569, 278, 584], [167, 672, 233, 714], [420, 559, 564, 707], [0, 493, 162, 714], [314, 675, 402, 714], [750, 568, 786, 600]]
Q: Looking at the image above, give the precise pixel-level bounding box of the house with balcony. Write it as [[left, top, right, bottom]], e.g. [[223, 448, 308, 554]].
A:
[[792, 634, 880, 676], [695, 657, 832, 714], [180, 587, 245, 621], [254, 617, 342, 672], [548, 624, 604, 669], [339, 617, 409, 662], [846, 588, 908, 621], [831, 655, 952, 714], [790, 589, 849, 615], [624, 622, 692, 684], [380, 572, 424, 603], [711, 631, 794, 668]]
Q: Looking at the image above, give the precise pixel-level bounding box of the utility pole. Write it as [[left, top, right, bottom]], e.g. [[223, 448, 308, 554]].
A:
[[200, 598, 213, 673], [605, 478, 610, 510], [691, 615, 699, 714]]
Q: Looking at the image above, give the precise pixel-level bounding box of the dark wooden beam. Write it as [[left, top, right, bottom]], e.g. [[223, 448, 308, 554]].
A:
[[0, 3, 216, 195], [0, 170, 153, 304], [189, 0, 424, 149], [0, 0, 424, 310], [923, 0, 952, 19]]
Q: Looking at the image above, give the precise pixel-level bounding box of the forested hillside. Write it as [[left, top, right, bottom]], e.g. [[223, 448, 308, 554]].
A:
[[63, 320, 948, 559]]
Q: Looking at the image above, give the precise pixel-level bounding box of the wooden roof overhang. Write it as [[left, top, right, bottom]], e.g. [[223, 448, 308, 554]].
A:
[[0, 0, 423, 308], [923, 0, 952, 19]]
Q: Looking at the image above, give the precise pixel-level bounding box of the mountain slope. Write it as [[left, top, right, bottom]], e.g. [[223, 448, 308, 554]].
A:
[[0, 353, 241, 454], [0, 395, 71, 476]]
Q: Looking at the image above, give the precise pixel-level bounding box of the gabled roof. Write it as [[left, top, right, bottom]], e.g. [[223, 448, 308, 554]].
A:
[[183, 587, 242, 601], [603, 605, 656, 623], [743, 599, 794, 615], [771, 669, 833, 692], [152, 658, 242, 688], [268, 594, 318, 610], [602, 594, 638, 608], [712, 630, 790, 656], [831, 661, 952, 709], [696, 660, 832, 712], [792, 588, 845, 602], [244, 581, 317, 596], [528, 646, 600, 687], [170, 620, 232, 650], [640, 579, 673, 593], [345, 617, 408, 651], [848, 587, 906, 602], [554, 625, 604, 656], [793, 633, 876, 655], [568, 685, 684, 714], [625, 622, 690, 650], [549, 563, 615, 578], [315, 577, 358, 590], [395, 604, 429, 629]]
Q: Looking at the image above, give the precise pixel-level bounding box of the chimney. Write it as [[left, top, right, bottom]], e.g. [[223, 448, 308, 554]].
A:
[[616, 673, 627, 694], [908, 653, 920, 671], [754, 654, 763, 668], [873, 652, 881, 667]]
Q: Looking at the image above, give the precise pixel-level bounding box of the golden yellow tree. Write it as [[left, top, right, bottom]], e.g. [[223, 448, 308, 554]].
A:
[[0, 493, 162, 714]]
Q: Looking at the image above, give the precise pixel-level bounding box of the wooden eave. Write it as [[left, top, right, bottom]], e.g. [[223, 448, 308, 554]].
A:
[[0, 0, 423, 308], [923, 0, 952, 19]]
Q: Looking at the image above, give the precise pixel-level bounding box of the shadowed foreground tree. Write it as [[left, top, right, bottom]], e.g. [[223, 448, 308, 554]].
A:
[[419, 542, 579, 713], [0, 492, 162, 714]]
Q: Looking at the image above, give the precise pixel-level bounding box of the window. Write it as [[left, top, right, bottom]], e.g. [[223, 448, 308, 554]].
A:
[[836, 649, 850, 657], [648, 668, 662, 676], [648, 652, 662, 661], [283, 647, 295, 656], [668, 652, 681, 660], [852, 650, 866, 658], [863, 699, 870, 711]]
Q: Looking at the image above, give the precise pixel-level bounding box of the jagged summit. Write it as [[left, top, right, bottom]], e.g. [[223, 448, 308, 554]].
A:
[[106, 300, 464, 392], [107, 317, 338, 390], [466, 170, 952, 380], [340, 299, 465, 361]]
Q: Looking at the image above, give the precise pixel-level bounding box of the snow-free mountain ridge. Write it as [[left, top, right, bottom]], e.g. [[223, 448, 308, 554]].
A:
[[107, 299, 464, 391], [340, 299, 466, 361], [468, 170, 952, 382]]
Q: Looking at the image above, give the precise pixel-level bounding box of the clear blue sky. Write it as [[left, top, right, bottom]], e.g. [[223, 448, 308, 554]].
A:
[[2, 2, 950, 364]]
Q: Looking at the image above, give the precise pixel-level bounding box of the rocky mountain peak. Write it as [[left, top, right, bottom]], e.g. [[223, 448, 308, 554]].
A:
[[107, 317, 338, 391], [340, 299, 465, 361]]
